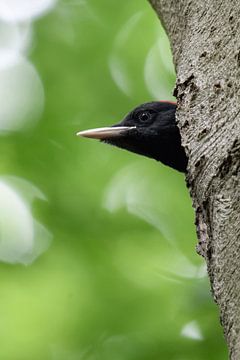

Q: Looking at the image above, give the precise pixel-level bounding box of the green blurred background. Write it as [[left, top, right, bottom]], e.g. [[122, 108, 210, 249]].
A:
[[0, 0, 227, 359]]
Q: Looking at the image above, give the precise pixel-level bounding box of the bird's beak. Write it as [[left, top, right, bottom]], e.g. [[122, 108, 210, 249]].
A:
[[76, 126, 136, 140]]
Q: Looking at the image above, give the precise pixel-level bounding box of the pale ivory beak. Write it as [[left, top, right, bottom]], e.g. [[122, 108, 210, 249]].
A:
[[76, 126, 136, 139]]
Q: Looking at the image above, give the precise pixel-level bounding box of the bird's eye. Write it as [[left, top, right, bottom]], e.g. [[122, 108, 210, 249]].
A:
[[139, 111, 151, 122]]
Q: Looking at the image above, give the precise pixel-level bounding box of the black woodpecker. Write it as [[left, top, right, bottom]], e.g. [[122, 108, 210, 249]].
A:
[[77, 101, 187, 172]]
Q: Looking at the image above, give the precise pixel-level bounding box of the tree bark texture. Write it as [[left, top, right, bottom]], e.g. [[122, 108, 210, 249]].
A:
[[149, 1, 240, 358]]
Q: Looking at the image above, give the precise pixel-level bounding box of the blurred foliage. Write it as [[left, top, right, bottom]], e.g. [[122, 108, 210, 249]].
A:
[[0, 0, 227, 359]]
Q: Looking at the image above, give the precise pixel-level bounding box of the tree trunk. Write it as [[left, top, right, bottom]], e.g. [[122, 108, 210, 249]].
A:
[[148, 1, 240, 358]]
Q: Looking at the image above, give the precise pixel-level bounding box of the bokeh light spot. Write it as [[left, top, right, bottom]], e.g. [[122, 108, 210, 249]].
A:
[[103, 163, 206, 284], [0, 0, 57, 22], [144, 39, 175, 100], [0, 177, 51, 265], [181, 321, 204, 341], [0, 20, 32, 56], [0, 55, 44, 132]]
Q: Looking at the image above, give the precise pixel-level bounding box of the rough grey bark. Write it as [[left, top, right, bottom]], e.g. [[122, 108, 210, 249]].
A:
[[148, 1, 240, 358]]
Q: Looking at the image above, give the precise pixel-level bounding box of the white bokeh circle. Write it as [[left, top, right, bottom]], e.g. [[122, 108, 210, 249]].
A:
[[0, 20, 32, 55], [0, 177, 51, 265], [0, 180, 34, 263], [0, 0, 57, 23], [0, 54, 44, 132]]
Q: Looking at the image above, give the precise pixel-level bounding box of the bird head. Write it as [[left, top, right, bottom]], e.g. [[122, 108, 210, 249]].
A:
[[77, 101, 187, 172]]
